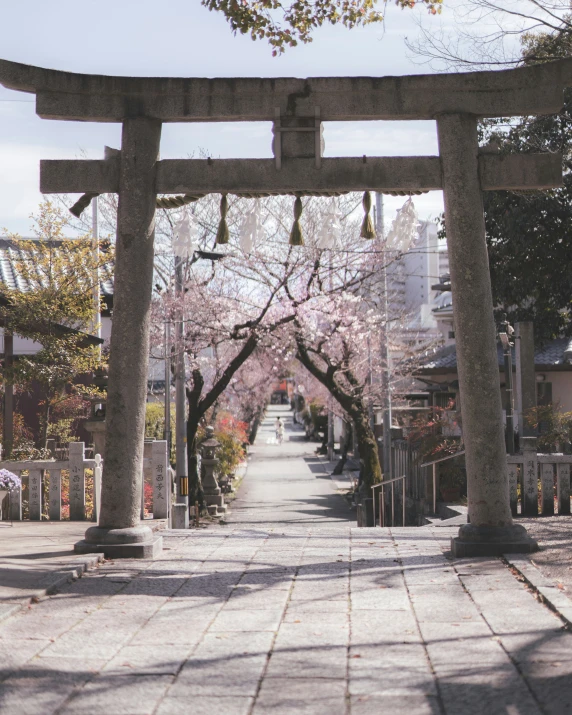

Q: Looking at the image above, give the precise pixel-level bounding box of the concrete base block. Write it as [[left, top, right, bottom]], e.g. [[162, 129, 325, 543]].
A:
[[171, 503, 189, 530], [451, 523, 538, 557], [356, 499, 374, 528], [206, 505, 227, 517], [74, 525, 163, 559], [205, 493, 224, 508]]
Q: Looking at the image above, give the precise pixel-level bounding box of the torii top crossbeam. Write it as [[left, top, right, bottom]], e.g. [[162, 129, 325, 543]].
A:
[[0, 57, 570, 121], [0, 57, 564, 557]]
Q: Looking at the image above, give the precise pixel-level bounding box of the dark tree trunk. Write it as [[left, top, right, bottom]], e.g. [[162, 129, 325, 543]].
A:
[[353, 411, 382, 490], [185, 335, 259, 513], [295, 341, 382, 490], [187, 413, 204, 510], [248, 406, 265, 445]]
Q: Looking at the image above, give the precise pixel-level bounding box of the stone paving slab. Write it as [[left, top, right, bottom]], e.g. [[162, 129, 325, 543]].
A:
[[0, 520, 159, 618], [1, 409, 572, 713]]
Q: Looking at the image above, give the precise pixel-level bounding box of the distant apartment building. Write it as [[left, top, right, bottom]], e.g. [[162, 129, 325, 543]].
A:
[[386, 219, 446, 350]]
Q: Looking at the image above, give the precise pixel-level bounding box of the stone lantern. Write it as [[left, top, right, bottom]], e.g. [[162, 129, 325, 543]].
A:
[[201, 426, 226, 516]]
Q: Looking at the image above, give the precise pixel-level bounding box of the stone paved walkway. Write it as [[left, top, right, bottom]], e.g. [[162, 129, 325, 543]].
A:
[[1, 406, 572, 714]]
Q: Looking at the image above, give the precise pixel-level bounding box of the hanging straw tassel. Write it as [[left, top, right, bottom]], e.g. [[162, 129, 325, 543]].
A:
[[289, 196, 304, 246], [216, 194, 229, 245], [69, 192, 99, 218], [360, 191, 376, 239]]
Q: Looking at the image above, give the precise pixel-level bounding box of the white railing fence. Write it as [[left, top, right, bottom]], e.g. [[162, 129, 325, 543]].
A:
[[0, 440, 170, 522], [508, 444, 571, 517], [418, 443, 572, 518]]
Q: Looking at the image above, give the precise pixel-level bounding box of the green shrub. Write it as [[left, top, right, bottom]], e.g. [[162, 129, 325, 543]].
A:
[[198, 411, 248, 479]]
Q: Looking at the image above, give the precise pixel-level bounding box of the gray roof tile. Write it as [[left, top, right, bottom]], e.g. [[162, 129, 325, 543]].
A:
[[0, 238, 113, 297], [417, 338, 572, 372]]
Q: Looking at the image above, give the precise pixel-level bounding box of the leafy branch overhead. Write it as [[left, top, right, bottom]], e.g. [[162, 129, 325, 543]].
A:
[[202, 0, 442, 54]]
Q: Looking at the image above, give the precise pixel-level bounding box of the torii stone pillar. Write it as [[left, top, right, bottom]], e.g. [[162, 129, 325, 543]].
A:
[[437, 113, 537, 556], [75, 118, 163, 558]]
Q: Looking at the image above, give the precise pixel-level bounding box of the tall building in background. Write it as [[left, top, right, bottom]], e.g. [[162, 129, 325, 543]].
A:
[[386, 220, 444, 350]]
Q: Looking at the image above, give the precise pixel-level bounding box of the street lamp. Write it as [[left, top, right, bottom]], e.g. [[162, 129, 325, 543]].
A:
[[169, 211, 225, 522], [499, 314, 516, 454], [317, 199, 342, 462], [171, 213, 198, 511]]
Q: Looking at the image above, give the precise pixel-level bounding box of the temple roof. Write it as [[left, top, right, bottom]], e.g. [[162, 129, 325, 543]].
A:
[[0, 238, 113, 299], [416, 339, 572, 374]]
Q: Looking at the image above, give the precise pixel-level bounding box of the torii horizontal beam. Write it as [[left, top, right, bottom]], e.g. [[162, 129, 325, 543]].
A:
[[1, 57, 571, 121], [40, 153, 562, 195]]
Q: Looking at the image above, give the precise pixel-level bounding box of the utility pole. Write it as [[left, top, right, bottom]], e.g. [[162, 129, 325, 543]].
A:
[[377, 192, 392, 480], [164, 320, 171, 451], [3, 330, 13, 459], [174, 256, 188, 508], [91, 196, 101, 357], [515, 321, 537, 438], [499, 316, 515, 454], [367, 334, 375, 432], [327, 250, 335, 462]]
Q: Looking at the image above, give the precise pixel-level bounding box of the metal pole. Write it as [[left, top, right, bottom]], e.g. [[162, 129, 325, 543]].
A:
[[432, 463, 437, 513], [381, 245, 392, 481], [175, 256, 188, 507], [376, 192, 392, 479], [3, 330, 13, 458], [327, 249, 335, 462], [164, 321, 171, 450], [515, 322, 537, 438], [327, 404, 335, 462], [91, 197, 101, 358], [504, 346, 515, 454], [367, 335, 374, 432], [375, 192, 384, 236]]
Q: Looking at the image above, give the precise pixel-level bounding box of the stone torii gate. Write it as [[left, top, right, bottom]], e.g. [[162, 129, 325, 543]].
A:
[[0, 58, 569, 557]]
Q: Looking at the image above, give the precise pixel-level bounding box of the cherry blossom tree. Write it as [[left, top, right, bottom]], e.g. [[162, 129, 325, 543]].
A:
[[150, 192, 384, 505]]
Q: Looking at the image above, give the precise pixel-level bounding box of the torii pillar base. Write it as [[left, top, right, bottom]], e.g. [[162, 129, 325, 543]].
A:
[[74, 526, 162, 560], [451, 524, 538, 558]]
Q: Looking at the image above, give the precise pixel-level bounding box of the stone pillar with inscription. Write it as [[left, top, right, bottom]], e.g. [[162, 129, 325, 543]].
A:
[[152, 440, 169, 520], [28, 469, 42, 521], [521, 437, 539, 517], [68, 442, 85, 521]]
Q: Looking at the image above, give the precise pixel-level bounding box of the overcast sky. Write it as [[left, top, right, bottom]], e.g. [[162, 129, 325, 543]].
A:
[[0, 0, 514, 235]]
